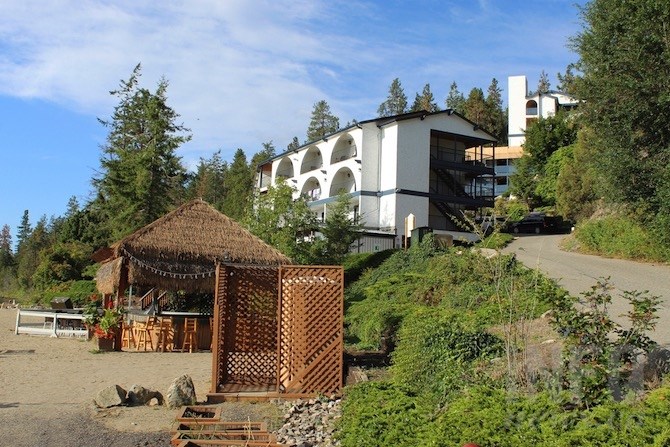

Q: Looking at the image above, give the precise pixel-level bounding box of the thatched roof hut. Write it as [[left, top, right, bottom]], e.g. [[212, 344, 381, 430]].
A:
[[94, 199, 291, 294]]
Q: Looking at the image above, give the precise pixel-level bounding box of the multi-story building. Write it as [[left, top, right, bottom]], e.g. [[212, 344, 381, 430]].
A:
[[256, 110, 497, 251], [483, 75, 579, 196]]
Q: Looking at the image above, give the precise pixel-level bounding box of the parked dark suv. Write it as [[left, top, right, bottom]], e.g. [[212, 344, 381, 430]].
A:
[[509, 213, 558, 234]]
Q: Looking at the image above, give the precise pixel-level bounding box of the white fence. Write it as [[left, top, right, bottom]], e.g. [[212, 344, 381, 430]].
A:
[[14, 309, 88, 338]]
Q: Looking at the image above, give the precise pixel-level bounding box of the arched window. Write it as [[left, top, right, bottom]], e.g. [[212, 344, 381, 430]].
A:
[[526, 100, 538, 116], [330, 134, 357, 164]]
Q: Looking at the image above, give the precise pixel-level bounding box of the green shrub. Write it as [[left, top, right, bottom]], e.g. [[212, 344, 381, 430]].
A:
[[337, 381, 430, 447], [574, 215, 669, 262], [343, 250, 396, 285], [391, 308, 502, 397]]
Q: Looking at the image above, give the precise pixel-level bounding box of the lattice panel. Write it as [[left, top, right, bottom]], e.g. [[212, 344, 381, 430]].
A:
[[278, 266, 344, 396], [214, 265, 278, 390]]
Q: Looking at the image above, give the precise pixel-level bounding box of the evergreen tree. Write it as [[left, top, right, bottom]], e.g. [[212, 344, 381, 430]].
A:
[[445, 81, 466, 114], [411, 83, 439, 112], [0, 224, 13, 268], [93, 64, 190, 242], [287, 136, 301, 151], [306, 100, 340, 142], [186, 150, 228, 211], [313, 192, 361, 265], [16, 215, 50, 290], [222, 148, 253, 221], [484, 78, 507, 142], [463, 88, 487, 126], [377, 78, 408, 117], [16, 210, 31, 252], [245, 180, 317, 264], [536, 70, 551, 94]]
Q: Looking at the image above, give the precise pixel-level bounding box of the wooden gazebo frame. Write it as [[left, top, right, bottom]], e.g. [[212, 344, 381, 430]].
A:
[[93, 199, 344, 400]]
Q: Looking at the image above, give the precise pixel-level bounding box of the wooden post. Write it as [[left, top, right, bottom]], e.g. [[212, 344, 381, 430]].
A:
[[211, 263, 223, 394]]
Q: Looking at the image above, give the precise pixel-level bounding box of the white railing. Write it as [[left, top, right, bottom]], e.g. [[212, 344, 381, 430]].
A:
[[15, 309, 88, 338]]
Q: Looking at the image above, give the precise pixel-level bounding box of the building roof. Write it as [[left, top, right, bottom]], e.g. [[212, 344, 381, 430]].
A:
[[94, 199, 291, 293], [259, 109, 498, 168]]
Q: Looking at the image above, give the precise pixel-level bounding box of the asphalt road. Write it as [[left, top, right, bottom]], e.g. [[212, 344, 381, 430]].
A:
[[503, 234, 670, 347]]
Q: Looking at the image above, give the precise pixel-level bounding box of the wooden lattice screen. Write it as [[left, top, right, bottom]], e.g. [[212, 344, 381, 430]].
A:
[[278, 266, 344, 396], [211, 264, 343, 399]]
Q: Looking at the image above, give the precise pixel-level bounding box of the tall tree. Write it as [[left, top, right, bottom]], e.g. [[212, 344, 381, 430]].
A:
[[377, 78, 408, 117], [536, 70, 551, 94], [572, 0, 670, 220], [312, 192, 361, 265], [484, 78, 507, 143], [306, 100, 340, 142], [222, 148, 253, 221], [16, 210, 31, 252], [411, 83, 439, 112], [445, 81, 466, 114], [93, 64, 190, 242], [463, 88, 487, 126], [0, 224, 13, 268], [186, 150, 228, 211]]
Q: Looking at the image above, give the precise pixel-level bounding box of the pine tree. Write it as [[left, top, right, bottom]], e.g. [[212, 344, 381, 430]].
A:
[[484, 78, 507, 142], [16, 210, 31, 252], [93, 64, 190, 241], [445, 81, 466, 114], [186, 150, 228, 211], [377, 78, 408, 117], [306, 100, 340, 142], [537, 70, 551, 94], [222, 149, 253, 221], [0, 224, 13, 268], [411, 84, 439, 112], [463, 88, 487, 126], [287, 136, 301, 151]]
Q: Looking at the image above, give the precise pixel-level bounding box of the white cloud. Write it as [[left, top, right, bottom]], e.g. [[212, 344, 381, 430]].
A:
[[0, 0, 584, 166]]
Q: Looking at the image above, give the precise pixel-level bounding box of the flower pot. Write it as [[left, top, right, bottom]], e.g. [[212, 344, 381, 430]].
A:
[[95, 337, 114, 351]]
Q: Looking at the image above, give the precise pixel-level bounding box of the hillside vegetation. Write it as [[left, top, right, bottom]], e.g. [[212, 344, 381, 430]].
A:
[[337, 237, 670, 446]]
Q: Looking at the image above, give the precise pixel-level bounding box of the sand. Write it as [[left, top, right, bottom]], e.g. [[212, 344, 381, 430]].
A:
[[0, 308, 212, 446]]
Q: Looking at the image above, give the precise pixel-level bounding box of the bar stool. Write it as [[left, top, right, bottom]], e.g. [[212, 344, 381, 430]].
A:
[[155, 317, 174, 352], [135, 316, 157, 351], [121, 320, 136, 350], [181, 318, 198, 353]]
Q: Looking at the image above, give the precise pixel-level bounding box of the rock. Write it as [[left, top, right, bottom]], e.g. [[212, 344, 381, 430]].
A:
[[94, 385, 127, 408], [276, 397, 342, 447], [127, 384, 164, 406], [166, 374, 196, 409]]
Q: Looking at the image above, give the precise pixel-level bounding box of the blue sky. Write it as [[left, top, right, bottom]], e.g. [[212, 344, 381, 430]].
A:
[[0, 0, 585, 244]]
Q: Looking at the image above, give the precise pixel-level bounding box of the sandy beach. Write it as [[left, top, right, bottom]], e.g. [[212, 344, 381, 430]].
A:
[[0, 308, 213, 446]]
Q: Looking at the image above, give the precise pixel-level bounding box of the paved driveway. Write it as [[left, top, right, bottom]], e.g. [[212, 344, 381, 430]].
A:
[[503, 234, 670, 346]]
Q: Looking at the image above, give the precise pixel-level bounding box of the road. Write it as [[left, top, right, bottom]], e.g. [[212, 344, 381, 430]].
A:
[[503, 234, 670, 346]]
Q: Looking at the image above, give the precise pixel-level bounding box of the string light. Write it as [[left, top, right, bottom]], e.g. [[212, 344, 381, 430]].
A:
[[121, 248, 216, 279]]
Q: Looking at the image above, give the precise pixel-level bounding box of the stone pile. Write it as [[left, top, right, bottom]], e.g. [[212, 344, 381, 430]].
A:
[[94, 374, 195, 408], [276, 397, 342, 447]]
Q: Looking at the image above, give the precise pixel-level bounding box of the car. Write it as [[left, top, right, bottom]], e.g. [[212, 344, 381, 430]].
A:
[[509, 213, 558, 234]]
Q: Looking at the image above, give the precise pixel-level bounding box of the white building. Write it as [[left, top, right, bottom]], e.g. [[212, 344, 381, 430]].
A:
[[508, 75, 578, 147], [487, 75, 579, 196], [257, 110, 497, 251]]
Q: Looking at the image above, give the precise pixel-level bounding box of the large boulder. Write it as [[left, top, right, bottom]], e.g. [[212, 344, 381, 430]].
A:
[[94, 385, 127, 408], [166, 374, 196, 409], [127, 384, 164, 406]]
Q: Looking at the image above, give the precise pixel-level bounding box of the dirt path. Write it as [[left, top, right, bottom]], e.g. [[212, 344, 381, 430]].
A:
[[0, 308, 212, 446]]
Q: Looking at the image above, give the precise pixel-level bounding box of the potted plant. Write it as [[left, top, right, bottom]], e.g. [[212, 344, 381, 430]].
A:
[[83, 297, 124, 351]]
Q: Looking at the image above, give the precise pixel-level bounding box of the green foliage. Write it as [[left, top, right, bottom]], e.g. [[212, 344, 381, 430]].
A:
[[410, 83, 439, 113], [245, 180, 317, 264], [306, 100, 339, 142], [494, 197, 529, 222], [31, 241, 93, 291], [186, 150, 229, 211], [548, 278, 661, 408], [93, 64, 190, 242], [311, 192, 362, 265], [445, 81, 465, 114], [377, 78, 408, 117], [221, 148, 253, 221], [555, 131, 599, 222], [535, 145, 574, 205], [391, 308, 503, 397], [337, 381, 430, 447], [574, 214, 670, 262], [342, 249, 396, 285], [476, 232, 514, 250]]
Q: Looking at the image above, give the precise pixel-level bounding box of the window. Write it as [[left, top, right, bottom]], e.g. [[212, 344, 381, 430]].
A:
[[496, 176, 508, 186], [526, 100, 538, 116]]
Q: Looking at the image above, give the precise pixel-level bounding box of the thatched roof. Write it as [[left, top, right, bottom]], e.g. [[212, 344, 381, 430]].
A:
[[94, 199, 291, 293]]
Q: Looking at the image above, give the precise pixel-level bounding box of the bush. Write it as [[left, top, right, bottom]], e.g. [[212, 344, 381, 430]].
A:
[[337, 381, 430, 447], [574, 215, 669, 262]]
